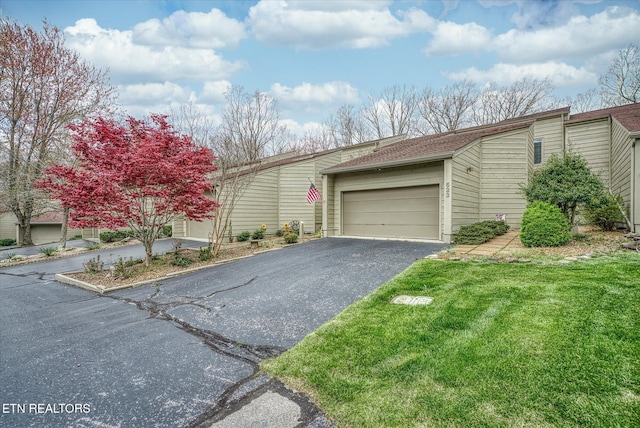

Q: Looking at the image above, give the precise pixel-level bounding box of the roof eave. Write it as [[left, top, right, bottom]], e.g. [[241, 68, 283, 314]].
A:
[[321, 152, 454, 175]]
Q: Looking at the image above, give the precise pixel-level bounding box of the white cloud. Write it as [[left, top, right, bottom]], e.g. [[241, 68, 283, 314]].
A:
[[64, 18, 244, 83], [493, 6, 640, 63], [121, 101, 222, 128], [269, 81, 360, 106], [200, 81, 232, 103], [118, 81, 193, 105], [447, 61, 598, 87], [424, 21, 492, 55], [247, 1, 434, 50], [509, 0, 580, 29], [280, 118, 324, 139], [132, 8, 246, 49]]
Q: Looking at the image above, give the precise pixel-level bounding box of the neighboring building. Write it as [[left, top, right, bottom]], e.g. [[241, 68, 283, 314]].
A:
[[0, 209, 81, 245], [174, 135, 405, 241], [321, 103, 639, 243], [30, 103, 639, 246]]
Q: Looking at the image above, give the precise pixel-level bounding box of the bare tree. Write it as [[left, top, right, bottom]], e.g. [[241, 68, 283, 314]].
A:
[[472, 77, 555, 125], [0, 20, 115, 245], [362, 84, 418, 138], [599, 44, 640, 106], [207, 131, 263, 257], [416, 80, 477, 135], [203, 86, 288, 255], [169, 100, 213, 147], [289, 127, 335, 154], [217, 85, 288, 161], [326, 104, 371, 146], [564, 88, 602, 114]]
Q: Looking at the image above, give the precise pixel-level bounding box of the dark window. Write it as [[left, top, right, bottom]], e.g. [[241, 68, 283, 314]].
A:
[[534, 139, 542, 164]]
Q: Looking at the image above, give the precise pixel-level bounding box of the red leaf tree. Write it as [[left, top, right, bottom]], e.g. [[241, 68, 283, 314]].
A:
[[38, 114, 219, 266]]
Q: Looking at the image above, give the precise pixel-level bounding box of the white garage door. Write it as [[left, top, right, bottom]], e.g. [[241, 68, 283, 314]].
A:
[[342, 185, 439, 239]]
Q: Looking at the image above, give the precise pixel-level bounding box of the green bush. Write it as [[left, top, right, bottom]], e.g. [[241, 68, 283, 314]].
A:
[[199, 246, 215, 262], [160, 225, 172, 237], [283, 232, 298, 244], [99, 230, 128, 243], [86, 242, 101, 251], [453, 221, 509, 245], [251, 229, 265, 240], [112, 256, 141, 279], [0, 238, 17, 246], [38, 246, 57, 257], [236, 231, 251, 242], [171, 253, 193, 267], [275, 229, 283, 237], [520, 152, 604, 225], [520, 202, 571, 247], [478, 220, 510, 236], [584, 193, 624, 231], [83, 255, 104, 274]]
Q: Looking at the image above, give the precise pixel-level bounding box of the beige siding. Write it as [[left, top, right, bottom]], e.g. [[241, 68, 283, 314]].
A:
[[323, 174, 336, 236], [610, 118, 633, 216], [314, 153, 341, 232], [527, 125, 535, 173], [480, 130, 530, 227], [566, 119, 610, 186], [278, 159, 318, 230], [187, 170, 279, 239], [0, 212, 17, 242], [533, 116, 564, 163], [333, 162, 444, 239], [229, 169, 279, 234], [340, 145, 377, 163], [451, 143, 480, 232], [172, 216, 186, 238]]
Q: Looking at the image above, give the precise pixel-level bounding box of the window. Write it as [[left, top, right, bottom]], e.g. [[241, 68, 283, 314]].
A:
[[534, 139, 542, 164]]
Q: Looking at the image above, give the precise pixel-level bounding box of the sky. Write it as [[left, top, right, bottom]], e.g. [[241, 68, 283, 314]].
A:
[[2, 0, 639, 138]]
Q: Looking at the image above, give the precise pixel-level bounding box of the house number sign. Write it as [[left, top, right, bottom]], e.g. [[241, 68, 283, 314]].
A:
[[445, 182, 450, 198]]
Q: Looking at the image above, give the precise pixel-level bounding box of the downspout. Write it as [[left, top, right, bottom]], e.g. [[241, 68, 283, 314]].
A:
[[630, 138, 638, 232]]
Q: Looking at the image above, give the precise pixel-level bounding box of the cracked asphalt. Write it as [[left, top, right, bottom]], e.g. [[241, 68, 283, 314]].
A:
[[0, 237, 446, 427]]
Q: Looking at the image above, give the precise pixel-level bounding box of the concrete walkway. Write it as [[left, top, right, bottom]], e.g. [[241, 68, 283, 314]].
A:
[[452, 230, 525, 257]]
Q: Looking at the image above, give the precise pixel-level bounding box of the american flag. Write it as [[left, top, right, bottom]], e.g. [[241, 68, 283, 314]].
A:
[[307, 182, 321, 204]]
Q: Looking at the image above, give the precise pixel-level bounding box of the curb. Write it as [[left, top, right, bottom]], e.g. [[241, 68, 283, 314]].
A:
[[54, 245, 288, 294]]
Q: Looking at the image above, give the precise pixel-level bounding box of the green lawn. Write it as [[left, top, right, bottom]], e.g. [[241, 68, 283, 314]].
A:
[[263, 254, 640, 427]]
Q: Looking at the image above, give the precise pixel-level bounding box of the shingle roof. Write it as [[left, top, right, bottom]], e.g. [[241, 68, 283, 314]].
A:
[[218, 135, 406, 180], [322, 121, 533, 174], [30, 211, 65, 224], [566, 102, 640, 133]]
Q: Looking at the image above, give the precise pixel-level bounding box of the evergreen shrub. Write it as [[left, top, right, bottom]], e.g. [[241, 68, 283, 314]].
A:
[[584, 193, 624, 231], [520, 202, 571, 247], [236, 231, 251, 242], [454, 221, 510, 245]]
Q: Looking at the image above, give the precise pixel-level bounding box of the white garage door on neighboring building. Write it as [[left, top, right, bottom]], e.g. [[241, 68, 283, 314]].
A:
[[342, 185, 439, 240]]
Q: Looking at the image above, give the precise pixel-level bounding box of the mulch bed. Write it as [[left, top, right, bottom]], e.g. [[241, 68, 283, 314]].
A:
[[63, 236, 299, 289]]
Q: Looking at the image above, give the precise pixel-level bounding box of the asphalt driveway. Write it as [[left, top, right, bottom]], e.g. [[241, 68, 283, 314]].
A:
[[0, 238, 446, 427]]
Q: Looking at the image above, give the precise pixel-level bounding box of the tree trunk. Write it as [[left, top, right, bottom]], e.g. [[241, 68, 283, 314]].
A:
[[59, 207, 69, 249], [19, 221, 33, 246], [143, 239, 153, 267]]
